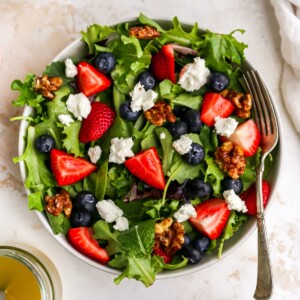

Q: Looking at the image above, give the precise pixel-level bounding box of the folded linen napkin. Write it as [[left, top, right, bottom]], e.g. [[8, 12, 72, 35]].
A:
[[271, 0, 300, 133]]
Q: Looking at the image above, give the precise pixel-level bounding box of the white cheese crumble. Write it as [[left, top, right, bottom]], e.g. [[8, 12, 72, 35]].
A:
[[214, 116, 238, 137], [113, 216, 129, 232], [58, 114, 74, 127], [66, 93, 91, 121], [160, 132, 166, 140], [178, 57, 210, 92], [88, 146, 102, 164], [129, 82, 158, 112], [174, 204, 197, 222], [223, 189, 248, 213], [64, 58, 78, 78], [172, 135, 193, 155], [96, 199, 123, 223], [108, 137, 134, 164]]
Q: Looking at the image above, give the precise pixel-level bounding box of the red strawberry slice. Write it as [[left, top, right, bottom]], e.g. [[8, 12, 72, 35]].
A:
[[225, 119, 261, 157], [67, 227, 110, 264], [189, 198, 231, 240], [76, 62, 111, 97], [240, 180, 271, 215], [79, 102, 115, 143], [50, 149, 97, 186], [124, 147, 165, 190], [153, 247, 172, 264], [200, 92, 235, 126], [150, 44, 176, 83]]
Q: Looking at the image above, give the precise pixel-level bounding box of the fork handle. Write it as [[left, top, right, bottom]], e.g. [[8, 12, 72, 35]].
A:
[[254, 170, 273, 300]]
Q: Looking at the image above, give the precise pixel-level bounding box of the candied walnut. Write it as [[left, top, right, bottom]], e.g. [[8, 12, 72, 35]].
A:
[[34, 75, 63, 99], [129, 25, 160, 40], [44, 189, 72, 217], [144, 101, 176, 126], [220, 89, 252, 118], [214, 141, 246, 179], [154, 217, 185, 255]]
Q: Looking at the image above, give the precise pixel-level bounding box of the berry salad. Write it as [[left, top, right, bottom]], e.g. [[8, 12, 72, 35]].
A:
[[12, 14, 274, 286]]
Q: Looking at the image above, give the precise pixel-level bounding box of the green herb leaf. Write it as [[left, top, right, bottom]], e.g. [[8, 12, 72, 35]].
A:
[[61, 121, 84, 157], [46, 212, 70, 235]]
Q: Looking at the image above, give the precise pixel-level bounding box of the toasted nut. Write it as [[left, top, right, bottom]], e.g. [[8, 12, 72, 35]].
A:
[[44, 189, 72, 217], [34, 75, 63, 99], [144, 101, 176, 126], [154, 217, 185, 255], [214, 141, 246, 179], [129, 25, 160, 39]]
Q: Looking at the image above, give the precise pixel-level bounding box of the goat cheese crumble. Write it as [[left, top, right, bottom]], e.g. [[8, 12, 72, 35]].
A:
[[66, 93, 91, 121], [88, 145, 102, 164], [108, 137, 134, 164], [58, 114, 74, 126], [214, 116, 238, 137], [223, 189, 248, 213], [113, 216, 129, 231], [96, 199, 123, 223], [64, 58, 78, 78], [178, 57, 210, 92], [129, 82, 157, 112], [174, 204, 197, 222], [172, 135, 193, 155]]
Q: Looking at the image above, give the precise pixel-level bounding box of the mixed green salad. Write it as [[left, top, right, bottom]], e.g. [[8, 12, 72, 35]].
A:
[[11, 14, 273, 287]]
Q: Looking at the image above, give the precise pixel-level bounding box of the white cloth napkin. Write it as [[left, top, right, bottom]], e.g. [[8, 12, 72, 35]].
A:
[[271, 0, 300, 133]]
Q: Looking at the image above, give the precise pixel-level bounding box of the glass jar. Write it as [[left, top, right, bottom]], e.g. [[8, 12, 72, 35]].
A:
[[0, 245, 61, 300]]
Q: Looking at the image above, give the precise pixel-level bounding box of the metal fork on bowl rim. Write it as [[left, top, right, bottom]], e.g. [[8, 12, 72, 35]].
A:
[[243, 70, 279, 300]]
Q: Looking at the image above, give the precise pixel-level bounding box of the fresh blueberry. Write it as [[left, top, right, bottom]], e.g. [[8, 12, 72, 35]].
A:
[[182, 143, 205, 165], [182, 246, 202, 264], [193, 235, 210, 253], [183, 179, 211, 199], [183, 234, 192, 247], [119, 101, 140, 121], [184, 109, 203, 133], [207, 71, 230, 92], [172, 106, 187, 118], [73, 191, 97, 213], [70, 211, 92, 227], [94, 52, 116, 74], [221, 177, 244, 195], [35, 135, 55, 153], [138, 71, 156, 91], [167, 120, 187, 138]]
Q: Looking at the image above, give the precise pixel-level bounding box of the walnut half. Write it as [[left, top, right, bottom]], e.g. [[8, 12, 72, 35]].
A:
[[129, 25, 160, 40], [34, 75, 63, 99], [44, 189, 72, 218], [144, 101, 176, 126]]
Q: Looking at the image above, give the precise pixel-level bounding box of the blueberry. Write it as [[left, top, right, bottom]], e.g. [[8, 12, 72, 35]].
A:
[[193, 235, 210, 253], [35, 135, 55, 153], [167, 121, 187, 138], [221, 177, 244, 195], [184, 110, 203, 133], [183, 234, 192, 247], [94, 52, 116, 74], [182, 246, 202, 264], [119, 101, 140, 121], [172, 106, 187, 118], [183, 179, 211, 199], [207, 71, 230, 92], [138, 71, 156, 91], [70, 211, 92, 227], [182, 143, 205, 165], [74, 191, 97, 213]]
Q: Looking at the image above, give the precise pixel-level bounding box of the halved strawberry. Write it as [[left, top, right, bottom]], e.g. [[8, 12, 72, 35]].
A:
[[225, 119, 261, 157], [240, 180, 271, 215], [67, 227, 110, 264], [124, 147, 165, 190], [76, 62, 111, 97], [50, 149, 97, 186], [150, 44, 176, 83], [200, 92, 235, 126], [189, 198, 231, 240], [79, 101, 115, 143], [153, 247, 172, 264]]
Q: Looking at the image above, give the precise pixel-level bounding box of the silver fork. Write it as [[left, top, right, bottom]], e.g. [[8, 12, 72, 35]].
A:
[[243, 70, 279, 300]]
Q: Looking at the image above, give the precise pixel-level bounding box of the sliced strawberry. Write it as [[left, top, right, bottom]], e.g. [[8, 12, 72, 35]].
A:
[[153, 247, 172, 264], [76, 62, 111, 97], [200, 92, 235, 127], [67, 227, 110, 264], [189, 198, 231, 240], [50, 149, 97, 186], [150, 44, 176, 83], [225, 119, 261, 157], [240, 180, 271, 215], [124, 147, 165, 190], [79, 101, 115, 143]]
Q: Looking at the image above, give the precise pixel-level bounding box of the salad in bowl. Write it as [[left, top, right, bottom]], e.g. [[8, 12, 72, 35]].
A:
[[11, 14, 279, 287]]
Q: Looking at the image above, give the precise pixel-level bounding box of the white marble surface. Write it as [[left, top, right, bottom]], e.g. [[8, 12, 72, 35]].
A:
[[1, 0, 300, 299]]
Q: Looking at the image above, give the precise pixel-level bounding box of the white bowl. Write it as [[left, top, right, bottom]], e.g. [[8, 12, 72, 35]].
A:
[[18, 19, 283, 280]]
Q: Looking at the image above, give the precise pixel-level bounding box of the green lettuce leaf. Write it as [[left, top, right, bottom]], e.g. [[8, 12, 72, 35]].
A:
[[46, 212, 70, 235], [61, 121, 84, 157], [28, 191, 44, 211], [138, 13, 166, 32]]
